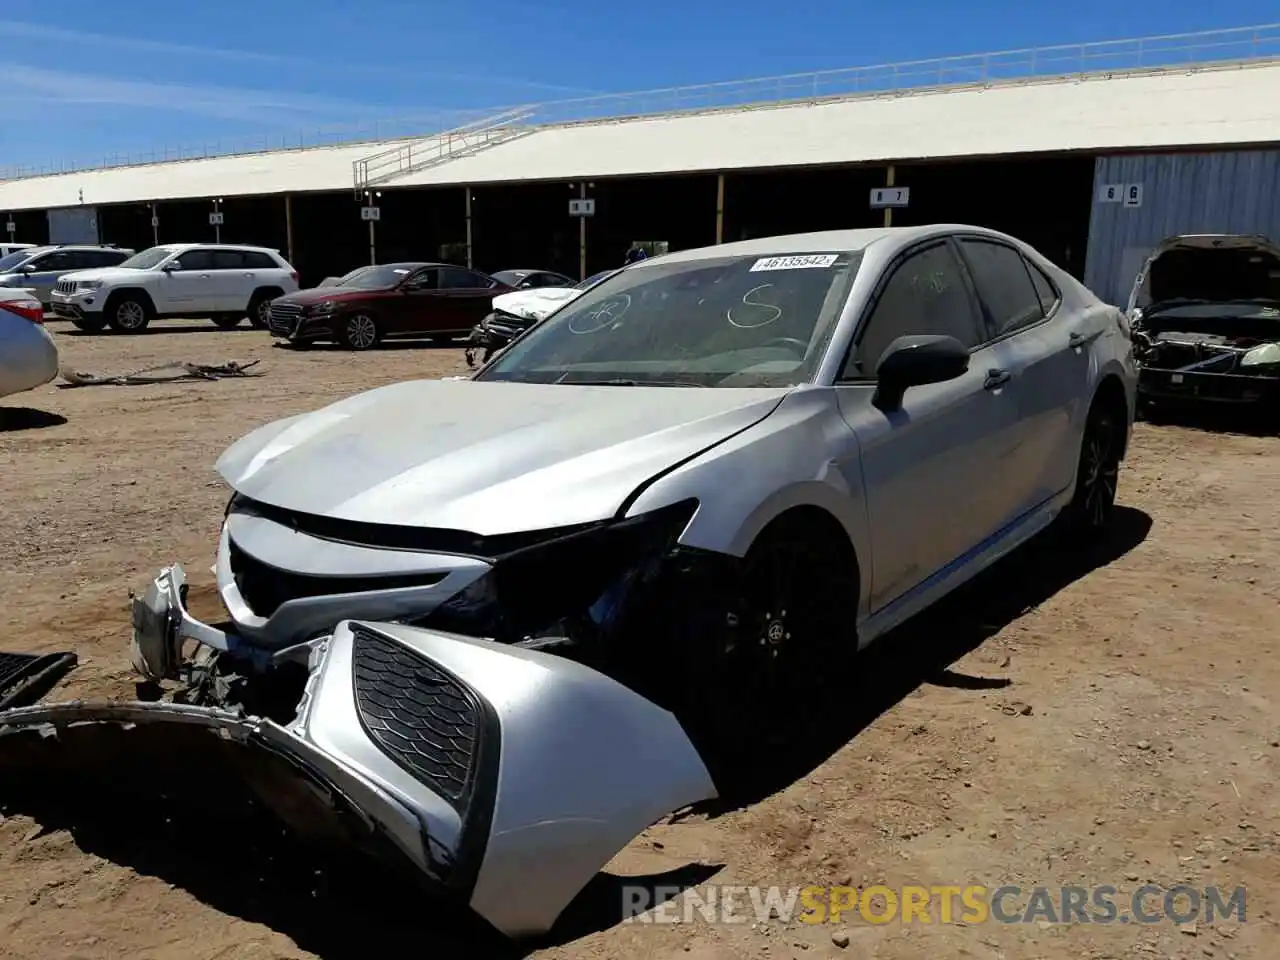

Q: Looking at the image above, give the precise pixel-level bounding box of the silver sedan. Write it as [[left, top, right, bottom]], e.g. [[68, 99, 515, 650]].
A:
[[0, 288, 58, 400]]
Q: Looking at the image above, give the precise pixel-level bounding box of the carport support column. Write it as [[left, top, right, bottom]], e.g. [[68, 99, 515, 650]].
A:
[[715, 173, 725, 244], [465, 187, 473, 269], [883, 165, 895, 228], [284, 194, 294, 266], [578, 182, 587, 280], [149, 202, 159, 246]]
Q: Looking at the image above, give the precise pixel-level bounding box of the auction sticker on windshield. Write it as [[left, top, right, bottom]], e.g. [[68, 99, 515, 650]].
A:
[[750, 254, 840, 272]]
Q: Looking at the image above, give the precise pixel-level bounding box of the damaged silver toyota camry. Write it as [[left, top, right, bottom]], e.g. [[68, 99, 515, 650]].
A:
[[0, 225, 1137, 939]]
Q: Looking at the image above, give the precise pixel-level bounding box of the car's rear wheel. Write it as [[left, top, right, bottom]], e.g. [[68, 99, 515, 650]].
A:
[[247, 290, 278, 329], [106, 296, 151, 333], [1063, 401, 1124, 536], [341, 313, 380, 351]]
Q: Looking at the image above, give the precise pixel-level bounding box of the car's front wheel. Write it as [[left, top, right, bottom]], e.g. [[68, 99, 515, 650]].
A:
[[648, 513, 858, 782], [106, 295, 151, 333], [341, 313, 381, 351]]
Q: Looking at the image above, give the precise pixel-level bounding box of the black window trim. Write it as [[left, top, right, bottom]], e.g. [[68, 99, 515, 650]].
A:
[[950, 233, 1063, 346], [834, 235, 988, 384]]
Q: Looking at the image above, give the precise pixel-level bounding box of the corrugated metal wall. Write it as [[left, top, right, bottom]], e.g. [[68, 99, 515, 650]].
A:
[[1084, 150, 1280, 306]]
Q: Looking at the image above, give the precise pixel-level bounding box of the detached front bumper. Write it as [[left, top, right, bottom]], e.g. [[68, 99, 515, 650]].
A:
[[5, 618, 718, 938]]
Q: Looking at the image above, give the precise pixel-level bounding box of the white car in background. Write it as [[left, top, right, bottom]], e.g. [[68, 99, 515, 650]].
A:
[[465, 268, 620, 365], [49, 243, 300, 333], [0, 289, 58, 400]]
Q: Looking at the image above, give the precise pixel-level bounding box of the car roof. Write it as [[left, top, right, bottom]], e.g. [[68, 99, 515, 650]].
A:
[[642, 225, 1017, 265], [161, 242, 280, 254]]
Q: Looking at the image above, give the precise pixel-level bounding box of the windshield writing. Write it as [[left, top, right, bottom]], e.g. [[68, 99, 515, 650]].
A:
[[478, 252, 861, 388]]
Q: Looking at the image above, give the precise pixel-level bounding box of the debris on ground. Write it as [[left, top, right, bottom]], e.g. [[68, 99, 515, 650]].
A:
[[0, 652, 78, 710], [58, 360, 262, 387]]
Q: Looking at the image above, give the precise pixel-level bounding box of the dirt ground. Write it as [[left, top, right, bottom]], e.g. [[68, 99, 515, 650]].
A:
[[0, 318, 1277, 960]]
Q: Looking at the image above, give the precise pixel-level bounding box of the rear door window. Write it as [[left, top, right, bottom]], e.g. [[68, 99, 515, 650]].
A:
[[957, 238, 1045, 338]]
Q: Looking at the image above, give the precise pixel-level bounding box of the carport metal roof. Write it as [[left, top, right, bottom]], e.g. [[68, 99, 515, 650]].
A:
[[2, 24, 1279, 213]]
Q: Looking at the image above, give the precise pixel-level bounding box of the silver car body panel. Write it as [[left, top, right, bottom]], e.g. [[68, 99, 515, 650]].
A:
[[3, 619, 718, 939], [179, 224, 1133, 657], [0, 289, 59, 399]]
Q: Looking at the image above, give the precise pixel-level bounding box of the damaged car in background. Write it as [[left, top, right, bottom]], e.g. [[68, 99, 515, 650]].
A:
[[464, 268, 620, 366], [0, 226, 1136, 939], [1128, 233, 1280, 416]]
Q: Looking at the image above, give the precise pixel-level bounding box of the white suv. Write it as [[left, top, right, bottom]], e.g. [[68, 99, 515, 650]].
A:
[[50, 243, 300, 333]]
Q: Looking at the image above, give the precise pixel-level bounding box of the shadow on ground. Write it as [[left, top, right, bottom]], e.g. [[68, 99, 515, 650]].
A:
[[0, 407, 67, 432], [695, 506, 1153, 809], [0, 508, 1150, 957]]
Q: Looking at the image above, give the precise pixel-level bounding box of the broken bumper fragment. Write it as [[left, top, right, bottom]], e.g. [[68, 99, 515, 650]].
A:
[[5, 619, 718, 938]]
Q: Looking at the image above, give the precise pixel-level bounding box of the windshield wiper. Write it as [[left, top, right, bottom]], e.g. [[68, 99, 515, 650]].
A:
[[554, 376, 705, 387]]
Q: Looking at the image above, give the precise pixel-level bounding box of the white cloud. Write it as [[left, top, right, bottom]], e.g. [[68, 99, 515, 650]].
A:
[[0, 63, 386, 124], [0, 20, 600, 95]]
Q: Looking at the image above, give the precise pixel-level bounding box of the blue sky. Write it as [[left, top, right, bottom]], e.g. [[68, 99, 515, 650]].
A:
[[0, 1, 1275, 173]]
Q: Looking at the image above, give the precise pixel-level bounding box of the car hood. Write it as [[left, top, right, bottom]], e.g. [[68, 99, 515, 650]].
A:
[[1128, 234, 1280, 313], [490, 287, 582, 321], [216, 379, 791, 533], [59, 266, 155, 283], [275, 286, 386, 306]]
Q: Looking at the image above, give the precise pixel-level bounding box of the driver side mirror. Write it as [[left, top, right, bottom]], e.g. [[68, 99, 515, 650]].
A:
[[19, 265, 33, 274], [161, 261, 180, 272], [872, 334, 970, 411]]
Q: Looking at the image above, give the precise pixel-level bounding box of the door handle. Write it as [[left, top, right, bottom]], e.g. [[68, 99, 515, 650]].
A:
[[984, 369, 1012, 390], [1069, 330, 1102, 348], [199, 273, 212, 279]]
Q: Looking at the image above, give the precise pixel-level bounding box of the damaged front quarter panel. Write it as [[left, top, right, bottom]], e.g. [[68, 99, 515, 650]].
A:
[[2, 619, 718, 939]]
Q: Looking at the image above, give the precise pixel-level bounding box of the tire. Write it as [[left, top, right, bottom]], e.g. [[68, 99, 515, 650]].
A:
[[247, 290, 278, 330], [71, 314, 107, 333], [649, 514, 857, 780], [1062, 400, 1124, 538], [211, 314, 242, 329], [340, 313, 381, 351], [105, 295, 151, 333]]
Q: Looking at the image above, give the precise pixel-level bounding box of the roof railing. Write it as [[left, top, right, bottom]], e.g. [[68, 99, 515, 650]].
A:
[[3, 22, 1279, 182]]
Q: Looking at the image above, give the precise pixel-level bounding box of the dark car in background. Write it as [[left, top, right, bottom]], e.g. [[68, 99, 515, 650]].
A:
[[266, 262, 512, 350], [1128, 234, 1280, 417]]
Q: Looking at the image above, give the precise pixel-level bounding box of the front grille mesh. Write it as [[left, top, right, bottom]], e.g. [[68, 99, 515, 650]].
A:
[[226, 538, 445, 617], [350, 626, 479, 806], [55, 279, 76, 294], [267, 301, 303, 334]]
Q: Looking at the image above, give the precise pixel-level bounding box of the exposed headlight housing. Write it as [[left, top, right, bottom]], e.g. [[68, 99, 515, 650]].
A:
[[306, 300, 336, 315], [77, 280, 103, 290], [422, 499, 699, 644]]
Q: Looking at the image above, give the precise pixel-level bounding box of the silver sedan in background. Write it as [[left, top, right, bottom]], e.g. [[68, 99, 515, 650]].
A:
[[0, 288, 59, 400]]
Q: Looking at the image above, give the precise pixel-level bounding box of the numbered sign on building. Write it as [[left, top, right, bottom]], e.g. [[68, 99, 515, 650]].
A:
[[1097, 184, 1124, 203], [361, 206, 381, 221], [1122, 184, 1143, 208], [209, 211, 225, 225], [569, 198, 596, 217], [869, 187, 910, 209]]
